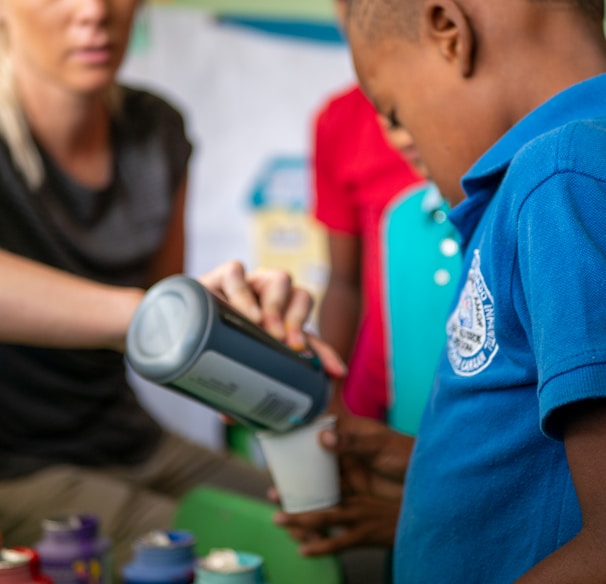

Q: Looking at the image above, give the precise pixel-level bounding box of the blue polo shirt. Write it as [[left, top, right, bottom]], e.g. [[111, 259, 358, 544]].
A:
[[394, 74, 606, 583]]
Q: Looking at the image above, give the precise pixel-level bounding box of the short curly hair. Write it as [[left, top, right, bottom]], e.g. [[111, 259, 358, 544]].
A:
[[349, 0, 604, 43]]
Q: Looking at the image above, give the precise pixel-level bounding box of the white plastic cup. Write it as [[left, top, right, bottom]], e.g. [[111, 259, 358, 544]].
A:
[[256, 415, 340, 513]]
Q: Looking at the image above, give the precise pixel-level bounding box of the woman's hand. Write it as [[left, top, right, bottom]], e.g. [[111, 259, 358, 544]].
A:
[[200, 261, 311, 343], [200, 261, 347, 378]]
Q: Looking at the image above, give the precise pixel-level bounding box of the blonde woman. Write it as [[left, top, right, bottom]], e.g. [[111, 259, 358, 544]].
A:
[[0, 0, 332, 574]]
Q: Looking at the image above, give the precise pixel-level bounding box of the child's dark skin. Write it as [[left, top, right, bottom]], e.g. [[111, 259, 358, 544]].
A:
[[276, 1, 606, 581]]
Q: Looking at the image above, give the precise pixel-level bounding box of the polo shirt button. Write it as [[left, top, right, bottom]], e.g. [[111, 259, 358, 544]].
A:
[[432, 209, 447, 224], [440, 238, 459, 257], [434, 269, 451, 286]]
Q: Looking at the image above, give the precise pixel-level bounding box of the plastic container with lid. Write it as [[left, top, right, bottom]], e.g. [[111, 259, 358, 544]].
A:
[[35, 514, 111, 584], [0, 547, 53, 584], [122, 530, 196, 584], [195, 549, 265, 584]]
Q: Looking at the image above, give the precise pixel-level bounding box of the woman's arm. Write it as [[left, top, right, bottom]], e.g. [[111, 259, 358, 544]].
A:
[[0, 246, 331, 360], [0, 248, 143, 351], [0, 174, 189, 352]]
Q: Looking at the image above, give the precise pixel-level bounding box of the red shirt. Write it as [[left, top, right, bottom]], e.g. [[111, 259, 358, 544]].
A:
[[313, 85, 424, 420]]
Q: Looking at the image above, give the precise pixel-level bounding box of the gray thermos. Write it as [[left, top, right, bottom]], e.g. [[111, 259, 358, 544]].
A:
[[126, 274, 331, 432]]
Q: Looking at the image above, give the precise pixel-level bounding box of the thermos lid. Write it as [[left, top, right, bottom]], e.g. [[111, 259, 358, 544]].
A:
[[135, 530, 195, 550], [126, 275, 211, 383]]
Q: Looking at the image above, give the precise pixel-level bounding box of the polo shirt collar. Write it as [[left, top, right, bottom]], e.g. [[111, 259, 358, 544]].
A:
[[450, 73, 606, 245]]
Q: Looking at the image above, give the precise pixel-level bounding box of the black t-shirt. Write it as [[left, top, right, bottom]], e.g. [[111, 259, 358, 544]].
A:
[[0, 87, 193, 478]]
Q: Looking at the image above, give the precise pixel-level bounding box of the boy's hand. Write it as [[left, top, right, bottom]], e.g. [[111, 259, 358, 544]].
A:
[[322, 415, 414, 499], [269, 415, 414, 554], [273, 495, 401, 555]]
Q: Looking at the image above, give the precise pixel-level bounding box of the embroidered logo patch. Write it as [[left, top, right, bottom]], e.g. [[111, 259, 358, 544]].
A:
[[447, 249, 499, 376]]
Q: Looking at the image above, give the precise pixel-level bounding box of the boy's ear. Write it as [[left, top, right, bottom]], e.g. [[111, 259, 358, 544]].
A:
[[423, 0, 475, 77]]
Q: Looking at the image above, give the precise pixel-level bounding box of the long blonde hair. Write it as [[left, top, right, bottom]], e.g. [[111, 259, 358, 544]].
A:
[[0, 29, 44, 189], [0, 28, 123, 190]]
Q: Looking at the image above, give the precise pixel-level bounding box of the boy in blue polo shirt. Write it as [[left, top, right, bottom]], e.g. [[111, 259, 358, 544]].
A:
[[331, 0, 606, 582]]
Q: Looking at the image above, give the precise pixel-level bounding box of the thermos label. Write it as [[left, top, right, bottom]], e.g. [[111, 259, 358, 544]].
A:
[[175, 351, 313, 432]]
